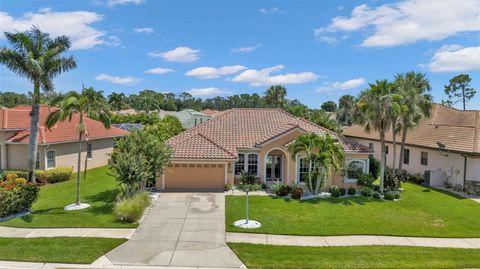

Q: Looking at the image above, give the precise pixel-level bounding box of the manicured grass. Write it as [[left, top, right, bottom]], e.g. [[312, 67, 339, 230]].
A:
[[1, 166, 136, 228], [226, 183, 480, 237], [229, 243, 480, 269], [0, 237, 126, 264]]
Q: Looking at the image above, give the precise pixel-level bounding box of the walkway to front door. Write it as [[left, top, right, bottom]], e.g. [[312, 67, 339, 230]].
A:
[[106, 192, 244, 268]]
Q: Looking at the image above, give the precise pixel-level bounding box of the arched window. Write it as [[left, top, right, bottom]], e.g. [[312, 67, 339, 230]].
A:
[[345, 159, 368, 181]]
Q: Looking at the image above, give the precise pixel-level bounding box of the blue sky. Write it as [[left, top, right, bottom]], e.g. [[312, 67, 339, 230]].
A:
[[1, 0, 479, 109]]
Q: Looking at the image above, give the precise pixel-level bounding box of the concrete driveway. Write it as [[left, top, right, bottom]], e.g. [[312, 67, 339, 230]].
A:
[[106, 192, 244, 268]]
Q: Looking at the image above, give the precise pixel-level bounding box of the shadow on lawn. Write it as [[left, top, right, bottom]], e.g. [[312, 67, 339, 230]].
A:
[[84, 189, 119, 215]]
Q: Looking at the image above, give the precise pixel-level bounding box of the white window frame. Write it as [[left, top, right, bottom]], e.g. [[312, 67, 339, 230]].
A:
[[345, 158, 369, 183], [234, 152, 259, 177], [35, 153, 40, 169], [296, 155, 312, 183], [46, 150, 56, 169]]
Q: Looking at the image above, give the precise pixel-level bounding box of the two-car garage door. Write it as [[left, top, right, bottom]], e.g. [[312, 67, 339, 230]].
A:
[[163, 163, 225, 191]]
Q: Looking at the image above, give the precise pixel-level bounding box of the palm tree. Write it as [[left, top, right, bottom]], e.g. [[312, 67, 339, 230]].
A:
[[394, 72, 433, 171], [336, 95, 356, 126], [108, 92, 127, 112], [46, 87, 111, 207], [288, 133, 344, 195], [0, 26, 76, 183], [265, 85, 287, 108], [355, 80, 401, 193]]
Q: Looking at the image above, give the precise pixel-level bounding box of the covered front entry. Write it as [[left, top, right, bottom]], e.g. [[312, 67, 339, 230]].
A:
[[265, 149, 286, 183], [163, 163, 226, 191]]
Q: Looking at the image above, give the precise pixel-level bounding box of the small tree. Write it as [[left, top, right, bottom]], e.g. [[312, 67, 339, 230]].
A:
[[288, 133, 344, 195], [321, 101, 337, 112], [443, 74, 476, 110]]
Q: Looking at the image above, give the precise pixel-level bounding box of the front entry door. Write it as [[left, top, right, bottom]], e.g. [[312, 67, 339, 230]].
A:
[[266, 155, 282, 182]]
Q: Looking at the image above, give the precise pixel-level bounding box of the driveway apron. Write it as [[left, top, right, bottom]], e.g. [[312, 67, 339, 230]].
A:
[[106, 192, 244, 268]]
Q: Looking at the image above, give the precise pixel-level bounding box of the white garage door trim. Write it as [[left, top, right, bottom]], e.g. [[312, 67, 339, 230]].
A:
[[161, 161, 228, 190]]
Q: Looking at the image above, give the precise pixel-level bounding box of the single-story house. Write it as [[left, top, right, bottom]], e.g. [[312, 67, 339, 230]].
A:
[[175, 109, 211, 129], [344, 103, 480, 192], [160, 108, 372, 191], [0, 105, 128, 171]]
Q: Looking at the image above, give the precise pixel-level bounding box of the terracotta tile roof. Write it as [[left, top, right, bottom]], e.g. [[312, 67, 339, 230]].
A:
[[200, 109, 220, 117], [168, 108, 372, 159], [343, 103, 480, 155], [1, 105, 128, 144]]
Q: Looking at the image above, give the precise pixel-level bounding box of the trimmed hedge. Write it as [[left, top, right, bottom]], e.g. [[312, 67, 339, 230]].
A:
[[1, 167, 72, 184], [0, 173, 38, 218]]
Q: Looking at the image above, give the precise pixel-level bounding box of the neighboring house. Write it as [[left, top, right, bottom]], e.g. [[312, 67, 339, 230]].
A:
[[160, 108, 372, 191], [157, 109, 177, 118], [175, 109, 211, 129], [344, 103, 480, 191], [116, 108, 138, 115], [0, 105, 128, 171], [200, 109, 220, 117]]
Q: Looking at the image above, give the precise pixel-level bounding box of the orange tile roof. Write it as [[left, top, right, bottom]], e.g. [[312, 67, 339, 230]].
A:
[[168, 108, 372, 159], [343, 103, 480, 155], [1, 105, 128, 144], [200, 109, 220, 117]]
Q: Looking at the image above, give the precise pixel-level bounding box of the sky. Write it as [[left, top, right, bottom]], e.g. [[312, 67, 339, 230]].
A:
[[0, 0, 479, 109]]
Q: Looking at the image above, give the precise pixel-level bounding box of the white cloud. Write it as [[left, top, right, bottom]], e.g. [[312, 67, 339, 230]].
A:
[[187, 87, 229, 97], [185, 65, 247, 79], [315, 0, 480, 47], [259, 7, 285, 15], [316, 78, 365, 92], [95, 73, 140, 85], [230, 65, 318, 86], [0, 9, 108, 50], [424, 45, 480, 72], [145, 67, 174, 75], [133, 27, 154, 33], [105, 35, 121, 47], [107, 0, 144, 7], [149, 47, 200, 63], [231, 44, 262, 53]]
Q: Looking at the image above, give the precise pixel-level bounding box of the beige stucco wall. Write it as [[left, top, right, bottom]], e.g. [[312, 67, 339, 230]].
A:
[[350, 137, 478, 186], [48, 138, 115, 172]]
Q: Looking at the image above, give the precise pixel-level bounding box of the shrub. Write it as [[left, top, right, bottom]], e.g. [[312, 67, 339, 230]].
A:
[[0, 175, 39, 218], [5, 173, 18, 181], [444, 181, 452, 189], [384, 190, 401, 200], [225, 184, 233, 191], [330, 185, 341, 198], [373, 192, 381, 199], [238, 183, 262, 192], [44, 167, 72, 183], [339, 188, 346, 196], [268, 182, 282, 194], [261, 183, 267, 190], [239, 171, 257, 185], [453, 184, 463, 192], [357, 174, 374, 187], [114, 192, 151, 223], [360, 186, 374, 197], [276, 185, 291, 197], [291, 187, 303, 200], [347, 187, 356, 195]]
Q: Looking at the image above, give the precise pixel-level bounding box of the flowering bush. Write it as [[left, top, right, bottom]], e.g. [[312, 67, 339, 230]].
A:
[[0, 173, 39, 218]]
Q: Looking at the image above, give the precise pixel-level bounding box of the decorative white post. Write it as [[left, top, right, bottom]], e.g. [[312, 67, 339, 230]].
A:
[[245, 190, 249, 224]]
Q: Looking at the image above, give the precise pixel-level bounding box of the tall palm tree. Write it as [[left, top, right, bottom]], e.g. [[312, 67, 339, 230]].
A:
[[336, 95, 355, 126], [265, 85, 287, 108], [394, 72, 433, 171], [288, 133, 344, 195], [355, 80, 401, 192], [107, 92, 127, 112], [0, 26, 76, 183], [46, 87, 111, 207]]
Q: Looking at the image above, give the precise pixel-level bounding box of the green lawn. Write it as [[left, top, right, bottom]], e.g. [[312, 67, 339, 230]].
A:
[[0, 237, 126, 264], [226, 183, 480, 237], [1, 166, 136, 228], [229, 243, 480, 269]]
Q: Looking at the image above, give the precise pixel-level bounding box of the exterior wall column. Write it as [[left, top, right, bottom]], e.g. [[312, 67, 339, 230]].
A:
[[0, 144, 7, 170]]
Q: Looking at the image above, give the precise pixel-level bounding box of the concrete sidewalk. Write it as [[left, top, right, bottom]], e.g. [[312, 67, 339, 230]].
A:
[[0, 226, 135, 239], [227, 232, 480, 249]]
